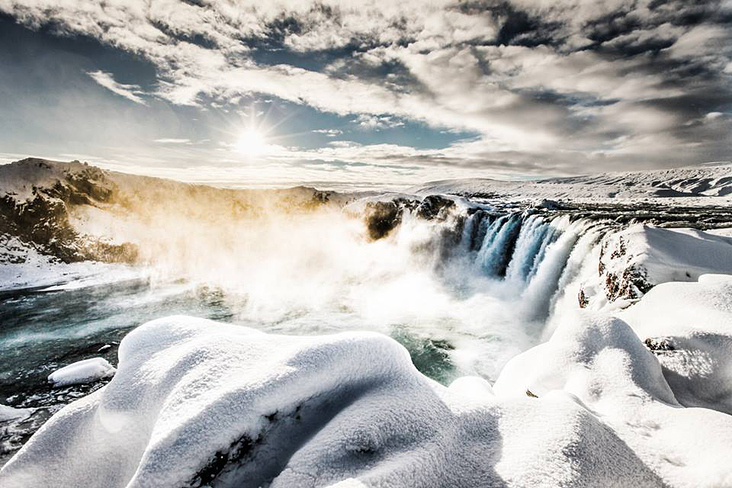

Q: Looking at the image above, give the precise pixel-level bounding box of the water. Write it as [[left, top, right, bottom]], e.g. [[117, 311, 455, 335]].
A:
[[0, 205, 606, 464]]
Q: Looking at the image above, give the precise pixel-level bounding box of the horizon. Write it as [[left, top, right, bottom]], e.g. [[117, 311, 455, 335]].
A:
[[0, 2, 730, 187], [3, 155, 732, 194]]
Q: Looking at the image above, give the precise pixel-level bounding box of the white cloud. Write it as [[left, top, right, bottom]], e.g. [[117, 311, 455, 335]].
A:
[[1, 0, 730, 178], [312, 129, 343, 137], [154, 138, 192, 144], [87, 70, 147, 105], [354, 114, 404, 130]]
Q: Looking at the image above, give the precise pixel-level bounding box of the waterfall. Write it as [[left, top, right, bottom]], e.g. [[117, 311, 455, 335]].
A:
[[476, 214, 523, 277], [434, 207, 603, 324]]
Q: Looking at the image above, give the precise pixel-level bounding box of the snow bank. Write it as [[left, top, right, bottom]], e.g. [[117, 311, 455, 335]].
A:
[[495, 309, 732, 488], [47, 358, 116, 387], [580, 224, 732, 308], [621, 274, 732, 415], [2, 316, 665, 488]]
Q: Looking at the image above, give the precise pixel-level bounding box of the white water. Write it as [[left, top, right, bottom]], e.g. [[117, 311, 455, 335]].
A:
[[114, 204, 607, 381], [0, 202, 612, 468], [0, 203, 609, 398]]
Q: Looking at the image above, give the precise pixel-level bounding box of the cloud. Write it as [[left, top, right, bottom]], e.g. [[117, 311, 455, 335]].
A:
[[312, 129, 343, 137], [354, 114, 404, 130], [154, 138, 192, 144], [0, 0, 730, 178], [87, 70, 148, 105]]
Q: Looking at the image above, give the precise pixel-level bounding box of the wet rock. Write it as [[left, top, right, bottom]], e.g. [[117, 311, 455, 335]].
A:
[[644, 337, 675, 353], [362, 201, 404, 240], [416, 195, 456, 220]]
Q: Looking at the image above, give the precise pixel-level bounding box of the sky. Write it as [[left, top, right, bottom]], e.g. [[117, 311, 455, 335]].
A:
[[0, 0, 730, 189]]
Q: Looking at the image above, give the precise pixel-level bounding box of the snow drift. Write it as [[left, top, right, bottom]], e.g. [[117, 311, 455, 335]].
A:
[[4, 308, 732, 487], [47, 358, 116, 387], [621, 274, 732, 416]]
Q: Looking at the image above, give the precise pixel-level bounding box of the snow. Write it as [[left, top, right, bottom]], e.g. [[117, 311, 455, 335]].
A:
[[412, 163, 732, 204], [0, 158, 87, 202], [4, 313, 731, 487], [47, 358, 116, 387], [579, 224, 732, 309], [620, 274, 732, 415], [0, 405, 31, 423], [494, 309, 732, 488], [0, 236, 142, 292]]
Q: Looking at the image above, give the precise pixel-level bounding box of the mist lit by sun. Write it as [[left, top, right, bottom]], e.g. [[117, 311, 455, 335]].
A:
[[235, 128, 267, 156]]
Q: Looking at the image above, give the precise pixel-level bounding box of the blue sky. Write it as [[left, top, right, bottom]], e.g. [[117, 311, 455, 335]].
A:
[[0, 1, 730, 188]]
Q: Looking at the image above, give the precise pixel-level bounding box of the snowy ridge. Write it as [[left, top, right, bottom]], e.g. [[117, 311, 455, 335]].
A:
[[413, 164, 732, 203]]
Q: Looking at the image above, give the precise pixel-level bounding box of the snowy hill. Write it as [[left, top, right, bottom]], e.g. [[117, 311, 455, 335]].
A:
[[413, 164, 732, 203]]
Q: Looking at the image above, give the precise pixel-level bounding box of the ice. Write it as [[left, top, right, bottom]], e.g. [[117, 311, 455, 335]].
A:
[[47, 358, 116, 387]]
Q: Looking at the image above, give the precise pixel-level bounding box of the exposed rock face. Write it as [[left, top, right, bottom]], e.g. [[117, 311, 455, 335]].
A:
[[415, 195, 456, 220], [359, 195, 459, 241], [598, 236, 653, 302], [0, 161, 136, 263], [362, 200, 405, 240]]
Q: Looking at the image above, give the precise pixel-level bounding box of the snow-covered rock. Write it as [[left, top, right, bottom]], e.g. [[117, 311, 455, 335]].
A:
[[495, 309, 732, 488], [621, 274, 732, 415], [47, 358, 116, 387], [580, 224, 732, 307], [2, 315, 667, 488], [0, 405, 31, 423]]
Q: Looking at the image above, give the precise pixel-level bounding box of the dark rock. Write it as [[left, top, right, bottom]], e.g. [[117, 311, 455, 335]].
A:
[[644, 337, 675, 352], [416, 195, 456, 220], [578, 289, 589, 308], [362, 201, 404, 240]]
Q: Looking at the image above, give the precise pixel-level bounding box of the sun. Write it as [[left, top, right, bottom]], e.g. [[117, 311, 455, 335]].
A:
[[235, 128, 267, 156]]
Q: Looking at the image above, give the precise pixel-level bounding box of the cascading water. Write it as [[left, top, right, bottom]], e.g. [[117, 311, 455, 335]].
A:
[[0, 198, 612, 455], [369, 201, 609, 378]]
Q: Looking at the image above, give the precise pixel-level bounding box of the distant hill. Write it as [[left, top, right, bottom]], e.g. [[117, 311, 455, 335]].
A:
[[412, 164, 732, 202]]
